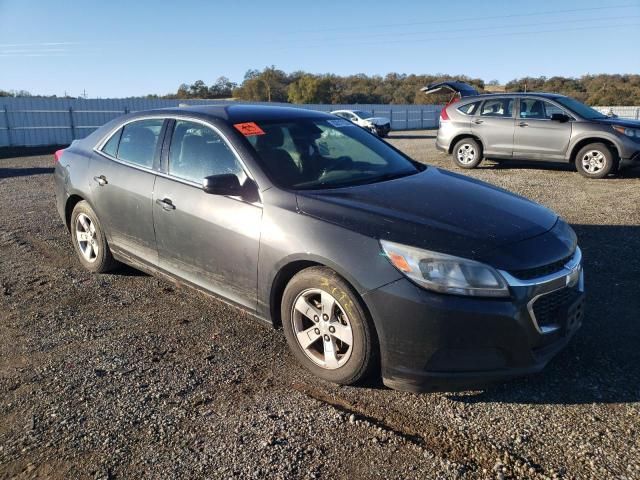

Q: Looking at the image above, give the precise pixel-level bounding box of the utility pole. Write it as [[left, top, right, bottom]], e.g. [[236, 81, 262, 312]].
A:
[[82, 89, 87, 99]]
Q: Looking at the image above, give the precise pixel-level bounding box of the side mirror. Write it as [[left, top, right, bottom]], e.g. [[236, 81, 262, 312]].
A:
[[203, 174, 242, 196], [550, 113, 570, 123]]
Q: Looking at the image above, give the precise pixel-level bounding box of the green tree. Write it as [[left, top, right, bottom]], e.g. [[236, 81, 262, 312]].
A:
[[287, 74, 332, 103]]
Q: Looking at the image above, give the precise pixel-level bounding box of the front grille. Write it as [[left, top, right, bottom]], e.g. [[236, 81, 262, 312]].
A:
[[510, 253, 574, 280], [532, 287, 581, 330]]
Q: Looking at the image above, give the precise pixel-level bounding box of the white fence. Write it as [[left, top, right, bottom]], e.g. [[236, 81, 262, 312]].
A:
[[1, 97, 638, 148], [0, 98, 441, 147], [594, 106, 640, 120]]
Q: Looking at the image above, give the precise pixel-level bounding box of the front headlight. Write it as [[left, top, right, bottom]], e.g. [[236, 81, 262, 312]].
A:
[[380, 240, 510, 297], [613, 125, 640, 138]]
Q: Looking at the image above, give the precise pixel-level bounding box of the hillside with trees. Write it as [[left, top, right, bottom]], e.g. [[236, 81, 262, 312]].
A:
[[176, 69, 640, 105], [3, 71, 639, 105]]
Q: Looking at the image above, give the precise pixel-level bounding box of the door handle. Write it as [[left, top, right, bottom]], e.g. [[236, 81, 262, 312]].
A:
[[518, 122, 529, 127], [93, 175, 108, 186], [472, 119, 484, 124], [156, 198, 176, 211]]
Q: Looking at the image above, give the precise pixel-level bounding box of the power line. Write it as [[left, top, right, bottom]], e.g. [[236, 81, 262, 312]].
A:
[[267, 14, 640, 46], [282, 21, 640, 51], [289, 3, 639, 34]]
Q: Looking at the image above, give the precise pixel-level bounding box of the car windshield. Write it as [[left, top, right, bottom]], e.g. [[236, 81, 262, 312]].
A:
[[243, 118, 421, 190], [353, 111, 372, 119], [553, 97, 608, 120]]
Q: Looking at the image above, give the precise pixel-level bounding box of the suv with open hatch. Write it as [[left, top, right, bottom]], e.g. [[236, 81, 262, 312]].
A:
[[54, 104, 584, 392], [423, 81, 640, 178]]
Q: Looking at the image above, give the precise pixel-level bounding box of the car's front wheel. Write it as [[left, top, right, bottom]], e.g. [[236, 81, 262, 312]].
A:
[[575, 143, 617, 179], [70, 200, 118, 273], [452, 138, 483, 169], [281, 267, 377, 385]]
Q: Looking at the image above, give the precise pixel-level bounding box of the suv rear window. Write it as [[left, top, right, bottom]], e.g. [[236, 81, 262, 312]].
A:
[[457, 102, 481, 115]]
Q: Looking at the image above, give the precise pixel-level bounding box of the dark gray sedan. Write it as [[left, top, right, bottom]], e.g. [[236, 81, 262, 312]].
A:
[[54, 105, 584, 392]]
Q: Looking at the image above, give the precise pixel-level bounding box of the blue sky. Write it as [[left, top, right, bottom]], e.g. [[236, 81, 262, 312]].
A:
[[1, 0, 638, 98]]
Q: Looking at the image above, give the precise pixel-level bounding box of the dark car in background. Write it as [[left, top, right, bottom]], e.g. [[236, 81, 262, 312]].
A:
[[54, 104, 584, 392], [424, 81, 640, 179]]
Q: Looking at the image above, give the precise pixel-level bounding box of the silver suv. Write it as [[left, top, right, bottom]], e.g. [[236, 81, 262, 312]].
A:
[[425, 81, 640, 179]]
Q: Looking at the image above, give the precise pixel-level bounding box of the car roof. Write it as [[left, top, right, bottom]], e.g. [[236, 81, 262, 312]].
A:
[[462, 92, 566, 100], [136, 104, 333, 123]]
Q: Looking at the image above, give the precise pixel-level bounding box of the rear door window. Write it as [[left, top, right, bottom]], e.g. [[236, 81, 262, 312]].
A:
[[168, 120, 245, 184], [519, 99, 566, 120], [480, 98, 514, 118], [116, 119, 164, 168]]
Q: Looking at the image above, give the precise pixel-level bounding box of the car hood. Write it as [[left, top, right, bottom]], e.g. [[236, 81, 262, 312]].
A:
[[592, 117, 640, 128], [296, 168, 565, 269], [364, 117, 390, 125]]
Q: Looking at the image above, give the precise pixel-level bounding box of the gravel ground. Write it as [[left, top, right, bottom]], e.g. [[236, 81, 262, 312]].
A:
[[1, 131, 639, 480]]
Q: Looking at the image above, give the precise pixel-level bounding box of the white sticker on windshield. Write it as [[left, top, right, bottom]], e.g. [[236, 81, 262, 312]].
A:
[[327, 119, 355, 128]]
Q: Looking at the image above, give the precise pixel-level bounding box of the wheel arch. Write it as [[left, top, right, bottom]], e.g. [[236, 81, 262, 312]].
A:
[[64, 194, 86, 231], [569, 137, 619, 164], [448, 133, 483, 154], [268, 258, 375, 332]]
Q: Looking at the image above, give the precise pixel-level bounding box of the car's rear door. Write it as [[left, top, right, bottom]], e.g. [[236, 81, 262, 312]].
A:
[[513, 98, 573, 161], [152, 118, 262, 310], [90, 118, 166, 264], [470, 97, 516, 158]]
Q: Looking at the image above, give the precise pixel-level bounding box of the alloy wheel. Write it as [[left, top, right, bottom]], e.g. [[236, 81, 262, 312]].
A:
[[457, 144, 477, 164], [75, 213, 99, 263], [290, 288, 353, 369], [581, 150, 606, 174]]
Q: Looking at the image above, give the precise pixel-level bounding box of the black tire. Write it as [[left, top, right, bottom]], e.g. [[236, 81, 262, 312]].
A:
[[281, 266, 377, 385], [70, 200, 118, 273], [452, 138, 483, 169], [575, 142, 617, 179]]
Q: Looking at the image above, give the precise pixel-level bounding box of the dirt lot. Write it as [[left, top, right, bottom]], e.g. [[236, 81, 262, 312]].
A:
[[1, 131, 639, 480]]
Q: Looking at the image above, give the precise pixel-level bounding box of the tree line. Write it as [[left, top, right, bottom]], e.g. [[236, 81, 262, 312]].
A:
[[167, 69, 640, 106], [3, 70, 640, 105]]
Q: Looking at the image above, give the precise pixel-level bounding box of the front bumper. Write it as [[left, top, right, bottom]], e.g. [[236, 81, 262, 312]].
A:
[[363, 250, 584, 392], [374, 124, 391, 136], [616, 135, 640, 168]]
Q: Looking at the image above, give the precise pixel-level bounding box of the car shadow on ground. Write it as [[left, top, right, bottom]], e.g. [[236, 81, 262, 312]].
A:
[[0, 167, 55, 179], [479, 160, 640, 178], [109, 264, 149, 277], [445, 224, 640, 405]]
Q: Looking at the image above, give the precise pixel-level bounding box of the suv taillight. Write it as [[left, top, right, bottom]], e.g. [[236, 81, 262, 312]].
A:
[[54, 149, 65, 162], [440, 108, 450, 121]]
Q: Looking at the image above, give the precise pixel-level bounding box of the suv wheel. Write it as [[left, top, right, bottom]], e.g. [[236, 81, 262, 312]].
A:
[[70, 201, 118, 273], [452, 138, 483, 169], [575, 143, 617, 179], [281, 267, 377, 385]]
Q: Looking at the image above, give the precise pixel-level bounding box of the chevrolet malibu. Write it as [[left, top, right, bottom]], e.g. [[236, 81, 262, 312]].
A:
[[54, 105, 585, 392]]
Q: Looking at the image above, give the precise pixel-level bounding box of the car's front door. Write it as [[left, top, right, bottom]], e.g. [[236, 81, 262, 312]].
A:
[[90, 118, 166, 264], [470, 97, 516, 158], [513, 98, 572, 161], [153, 119, 262, 310]]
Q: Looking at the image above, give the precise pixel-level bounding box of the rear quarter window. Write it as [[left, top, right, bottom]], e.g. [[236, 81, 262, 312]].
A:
[[101, 128, 122, 157], [457, 101, 481, 115]]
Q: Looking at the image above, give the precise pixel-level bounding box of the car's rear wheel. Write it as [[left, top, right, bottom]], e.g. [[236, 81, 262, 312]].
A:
[[575, 143, 617, 179], [281, 266, 377, 385], [70, 201, 118, 273], [452, 138, 483, 169]]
